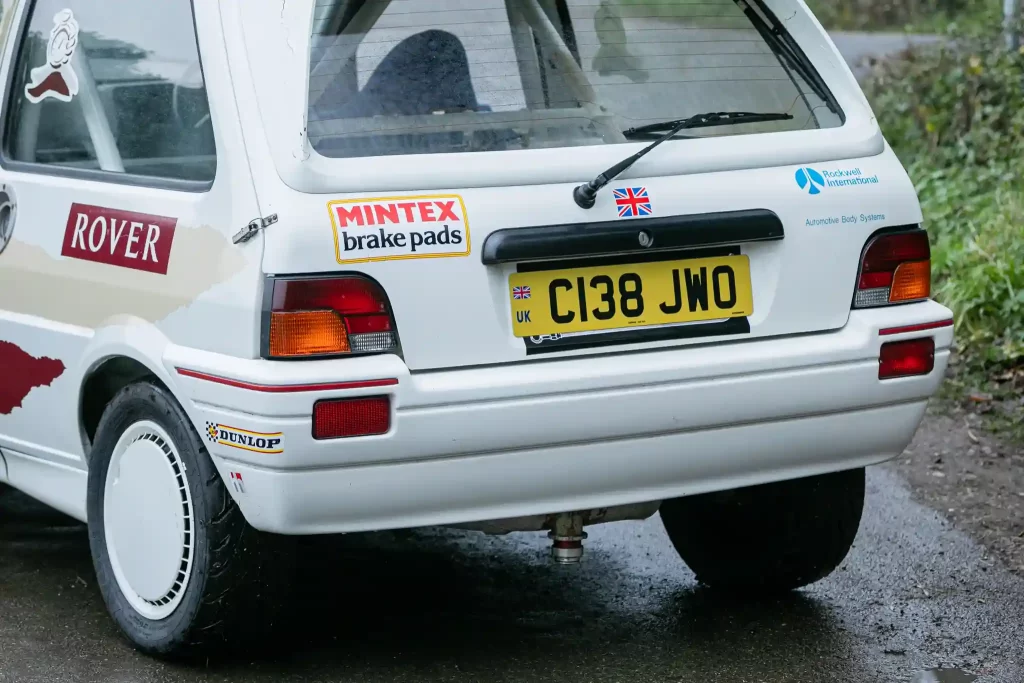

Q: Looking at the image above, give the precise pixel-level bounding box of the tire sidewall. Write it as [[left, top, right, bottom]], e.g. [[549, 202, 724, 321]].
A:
[[87, 381, 216, 652]]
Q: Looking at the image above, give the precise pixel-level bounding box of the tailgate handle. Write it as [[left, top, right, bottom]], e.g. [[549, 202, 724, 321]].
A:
[[480, 209, 783, 265]]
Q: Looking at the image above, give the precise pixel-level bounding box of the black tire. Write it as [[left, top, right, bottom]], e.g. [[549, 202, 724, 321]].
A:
[[659, 468, 865, 593], [86, 380, 293, 657]]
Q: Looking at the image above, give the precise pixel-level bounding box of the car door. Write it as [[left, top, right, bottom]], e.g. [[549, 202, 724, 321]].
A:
[[0, 0, 265, 519]]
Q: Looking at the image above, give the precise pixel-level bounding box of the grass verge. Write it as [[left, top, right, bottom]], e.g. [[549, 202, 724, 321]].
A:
[[803, 0, 998, 33], [864, 28, 1024, 439]]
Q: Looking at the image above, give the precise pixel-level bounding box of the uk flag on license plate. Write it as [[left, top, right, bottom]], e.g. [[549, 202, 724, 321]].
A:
[[613, 187, 653, 218], [512, 285, 531, 300]]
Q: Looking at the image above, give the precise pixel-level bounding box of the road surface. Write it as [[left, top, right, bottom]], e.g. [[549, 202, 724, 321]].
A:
[[1, 456, 1022, 682], [829, 31, 943, 80]]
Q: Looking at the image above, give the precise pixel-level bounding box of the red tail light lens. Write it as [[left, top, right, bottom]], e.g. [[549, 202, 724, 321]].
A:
[[855, 230, 931, 308], [266, 276, 397, 358], [879, 338, 935, 379], [313, 396, 391, 439]]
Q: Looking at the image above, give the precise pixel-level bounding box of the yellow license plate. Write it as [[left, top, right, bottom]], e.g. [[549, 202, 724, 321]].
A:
[[509, 254, 753, 337]]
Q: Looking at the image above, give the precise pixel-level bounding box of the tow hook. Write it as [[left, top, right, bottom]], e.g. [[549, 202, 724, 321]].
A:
[[548, 512, 587, 564]]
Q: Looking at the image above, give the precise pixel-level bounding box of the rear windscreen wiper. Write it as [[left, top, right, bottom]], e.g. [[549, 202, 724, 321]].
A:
[[622, 111, 794, 141], [736, 0, 840, 117], [573, 111, 794, 209]]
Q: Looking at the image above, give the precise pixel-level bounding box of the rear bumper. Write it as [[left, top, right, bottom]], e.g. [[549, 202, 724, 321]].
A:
[[167, 301, 953, 534]]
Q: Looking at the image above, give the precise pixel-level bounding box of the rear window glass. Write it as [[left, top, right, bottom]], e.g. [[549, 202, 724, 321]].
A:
[[307, 0, 842, 159]]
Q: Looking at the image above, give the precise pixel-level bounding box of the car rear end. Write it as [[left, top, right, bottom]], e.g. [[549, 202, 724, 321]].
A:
[[183, 0, 954, 535]]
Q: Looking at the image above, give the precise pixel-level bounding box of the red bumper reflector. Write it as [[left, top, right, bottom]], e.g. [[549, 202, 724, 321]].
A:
[[313, 396, 391, 439], [879, 338, 935, 379]]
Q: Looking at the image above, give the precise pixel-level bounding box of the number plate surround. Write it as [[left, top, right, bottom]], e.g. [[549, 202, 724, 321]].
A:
[[508, 253, 754, 338]]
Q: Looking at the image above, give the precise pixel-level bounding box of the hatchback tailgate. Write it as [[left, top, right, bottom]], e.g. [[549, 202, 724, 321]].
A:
[[260, 157, 920, 370]]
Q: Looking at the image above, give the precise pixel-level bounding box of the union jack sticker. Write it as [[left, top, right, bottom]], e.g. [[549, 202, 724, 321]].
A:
[[613, 187, 653, 218], [512, 285, 531, 300]]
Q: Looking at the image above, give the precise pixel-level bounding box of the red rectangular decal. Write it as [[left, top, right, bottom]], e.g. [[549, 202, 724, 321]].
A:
[[61, 203, 177, 274]]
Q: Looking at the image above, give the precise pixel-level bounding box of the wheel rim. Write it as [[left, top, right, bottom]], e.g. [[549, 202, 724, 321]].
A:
[[103, 420, 195, 620]]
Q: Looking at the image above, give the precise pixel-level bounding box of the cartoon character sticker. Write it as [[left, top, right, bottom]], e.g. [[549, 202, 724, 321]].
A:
[[25, 9, 80, 104]]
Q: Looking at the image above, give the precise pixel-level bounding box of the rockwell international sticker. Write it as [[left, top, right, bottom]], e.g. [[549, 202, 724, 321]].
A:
[[327, 194, 470, 264]]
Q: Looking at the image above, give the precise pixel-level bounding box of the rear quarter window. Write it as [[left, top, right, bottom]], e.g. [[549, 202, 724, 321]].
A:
[[3, 0, 215, 184]]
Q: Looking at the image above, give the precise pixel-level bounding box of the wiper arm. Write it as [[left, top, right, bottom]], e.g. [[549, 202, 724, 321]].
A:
[[572, 111, 794, 209], [622, 111, 793, 140], [736, 0, 840, 116]]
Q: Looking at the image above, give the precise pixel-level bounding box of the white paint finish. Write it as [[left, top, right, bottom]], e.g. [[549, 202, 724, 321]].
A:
[[216, 402, 926, 535], [1, 447, 87, 521], [103, 421, 193, 619], [0, 315, 91, 463], [258, 145, 920, 370], [182, 302, 952, 472], [0, 0, 265, 487]]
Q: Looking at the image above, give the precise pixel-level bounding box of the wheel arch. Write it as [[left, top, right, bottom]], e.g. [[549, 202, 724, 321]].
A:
[[76, 317, 189, 460]]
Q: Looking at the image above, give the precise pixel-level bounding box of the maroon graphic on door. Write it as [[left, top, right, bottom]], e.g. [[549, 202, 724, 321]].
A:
[[0, 341, 65, 415], [61, 203, 177, 275]]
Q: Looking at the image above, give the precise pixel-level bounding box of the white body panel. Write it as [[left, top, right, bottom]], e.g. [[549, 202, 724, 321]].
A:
[[175, 301, 952, 534], [235, 0, 922, 371], [0, 0, 954, 540], [0, 0, 265, 519]]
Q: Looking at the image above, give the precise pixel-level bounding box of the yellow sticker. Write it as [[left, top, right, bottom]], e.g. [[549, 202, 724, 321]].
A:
[[509, 254, 753, 337]]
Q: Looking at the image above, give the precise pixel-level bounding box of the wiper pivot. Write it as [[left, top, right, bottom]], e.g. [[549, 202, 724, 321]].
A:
[[572, 111, 793, 209]]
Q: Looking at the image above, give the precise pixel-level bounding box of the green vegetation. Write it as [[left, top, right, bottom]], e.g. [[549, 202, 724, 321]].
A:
[[863, 26, 1024, 430], [803, 0, 998, 33]]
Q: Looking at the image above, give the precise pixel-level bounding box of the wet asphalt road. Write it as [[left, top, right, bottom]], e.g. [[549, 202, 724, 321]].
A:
[[2, 465, 1022, 683], [829, 31, 943, 80]]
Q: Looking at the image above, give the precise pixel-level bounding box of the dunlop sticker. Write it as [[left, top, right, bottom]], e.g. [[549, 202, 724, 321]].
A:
[[205, 422, 283, 455], [327, 194, 470, 264]]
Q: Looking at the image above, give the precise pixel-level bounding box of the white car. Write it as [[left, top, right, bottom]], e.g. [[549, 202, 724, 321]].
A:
[[0, 0, 953, 657]]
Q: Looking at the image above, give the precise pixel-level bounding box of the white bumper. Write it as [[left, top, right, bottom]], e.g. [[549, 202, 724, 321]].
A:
[[167, 301, 953, 535]]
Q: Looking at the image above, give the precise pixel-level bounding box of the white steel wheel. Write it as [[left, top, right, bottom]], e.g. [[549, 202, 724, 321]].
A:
[[103, 420, 194, 620], [87, 380, 294, 657]]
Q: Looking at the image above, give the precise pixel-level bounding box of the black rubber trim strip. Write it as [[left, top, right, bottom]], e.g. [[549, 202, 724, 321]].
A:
[[516, 245, 737, 273], [481, 209, 784, 265], [524, 317, 751, 355]]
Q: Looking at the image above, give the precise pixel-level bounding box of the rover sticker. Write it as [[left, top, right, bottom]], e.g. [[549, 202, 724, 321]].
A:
[[205, 423, 283, 455], [61, 203, 178, 274], [0, 341, 65, 415], [25, 9, 80, 104], [327, 194, 470, 264]]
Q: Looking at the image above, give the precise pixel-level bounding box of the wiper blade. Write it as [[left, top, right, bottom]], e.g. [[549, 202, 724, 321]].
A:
[[736, 0, 840, 116], [573, 111, 793, 209], [622, 111, 794, 140]]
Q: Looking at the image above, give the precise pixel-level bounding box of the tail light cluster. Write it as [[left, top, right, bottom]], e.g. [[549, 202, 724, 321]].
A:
[[264, 276, 397, 359], [854, 229, 931, 308]]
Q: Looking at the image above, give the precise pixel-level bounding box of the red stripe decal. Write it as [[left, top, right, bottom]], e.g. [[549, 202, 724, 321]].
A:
[[878, 319, 954, 336], [175, 368, 398, 393]]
